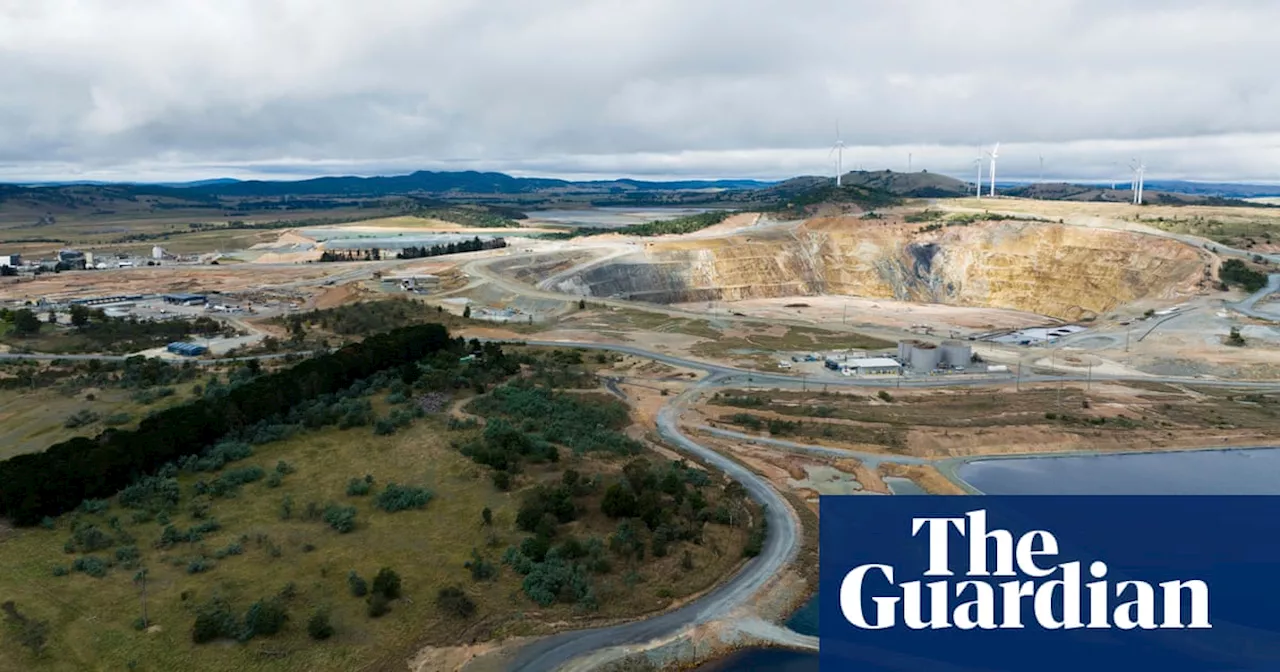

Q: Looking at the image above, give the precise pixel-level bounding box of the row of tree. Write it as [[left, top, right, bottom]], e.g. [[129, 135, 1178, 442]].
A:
[[0, 323, 456, 525], [397, 236, 507, 259], [316, 237, 507, 263]]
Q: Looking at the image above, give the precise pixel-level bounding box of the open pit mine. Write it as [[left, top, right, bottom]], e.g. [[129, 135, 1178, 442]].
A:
[[544, 218, 1207, 321]]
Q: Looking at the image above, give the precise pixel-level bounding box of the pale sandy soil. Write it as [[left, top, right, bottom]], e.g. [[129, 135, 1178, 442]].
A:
[[679, 295, 1053, 334], [879, 463, 966, 494], [0, 265, 327, 302], [935, 197, 1280, 227]]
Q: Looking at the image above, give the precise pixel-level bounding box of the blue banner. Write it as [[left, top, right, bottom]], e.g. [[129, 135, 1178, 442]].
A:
[[818, 496, 1280, 671]]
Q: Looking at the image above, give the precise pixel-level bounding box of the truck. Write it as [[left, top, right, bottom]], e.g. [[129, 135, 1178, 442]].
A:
[[986, 364, 1010, 373]]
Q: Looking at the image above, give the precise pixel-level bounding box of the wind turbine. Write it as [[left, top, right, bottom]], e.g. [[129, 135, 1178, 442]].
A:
[[985, 142, 1000, 197], [1038, 154, 1045, 182], [829, 122, 845, 186], [1129, 159, 1146, 205], [973, 148, 984, 199]]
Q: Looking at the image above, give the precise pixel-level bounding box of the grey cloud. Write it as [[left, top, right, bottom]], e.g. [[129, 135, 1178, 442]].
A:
[[0, 0, 1277, 182]]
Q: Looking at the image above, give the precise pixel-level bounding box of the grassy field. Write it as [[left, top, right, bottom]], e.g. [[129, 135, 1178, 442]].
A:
[[0, 377, 753, 671], [690, 325, 893, 359], [0, 384, 198, 460]]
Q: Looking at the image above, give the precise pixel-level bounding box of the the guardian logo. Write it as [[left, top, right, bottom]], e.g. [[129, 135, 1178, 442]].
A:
[[840, 509, 1212, 631]]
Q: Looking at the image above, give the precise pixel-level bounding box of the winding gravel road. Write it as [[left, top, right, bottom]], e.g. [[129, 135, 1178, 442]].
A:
[[505, 374, 800, 671]]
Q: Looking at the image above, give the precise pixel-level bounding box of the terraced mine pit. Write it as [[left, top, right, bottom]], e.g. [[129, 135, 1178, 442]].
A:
[[547, 217, 1207, 321]]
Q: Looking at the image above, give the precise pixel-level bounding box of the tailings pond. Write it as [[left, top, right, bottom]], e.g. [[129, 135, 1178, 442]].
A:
[[955, 447, 1280, 494], [698, 447, 1280, 671]]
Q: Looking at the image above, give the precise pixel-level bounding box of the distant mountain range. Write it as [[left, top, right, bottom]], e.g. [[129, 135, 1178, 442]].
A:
[[0, 169, 1273, 227]]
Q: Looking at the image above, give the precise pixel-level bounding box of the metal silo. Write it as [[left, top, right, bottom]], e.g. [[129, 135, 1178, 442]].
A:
[[941, 340, 972, 368], [909, 343, 942, 371]]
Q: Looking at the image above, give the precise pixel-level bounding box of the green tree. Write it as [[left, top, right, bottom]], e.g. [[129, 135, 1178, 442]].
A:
[[371, 567, 402, 599], [307, 609, 334, 640], [462, 305, 472, 319], [12, 309, 40, 336], [436, 586, 476, 619], [69, 304, 91, 329]]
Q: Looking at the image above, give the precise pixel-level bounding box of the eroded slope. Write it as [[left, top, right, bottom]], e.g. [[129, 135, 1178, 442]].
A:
[[550, 217, 1206, 320]]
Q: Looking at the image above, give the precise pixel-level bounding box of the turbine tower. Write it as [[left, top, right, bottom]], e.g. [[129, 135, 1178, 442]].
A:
[[986, 142, 1000, 197], [1129, 159, 1147, 205], [973, 149, 984, 200], [829, 122, 845, 187]]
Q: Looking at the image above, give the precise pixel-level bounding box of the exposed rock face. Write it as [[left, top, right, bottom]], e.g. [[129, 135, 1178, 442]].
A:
[[551, 217, 1206, 320]]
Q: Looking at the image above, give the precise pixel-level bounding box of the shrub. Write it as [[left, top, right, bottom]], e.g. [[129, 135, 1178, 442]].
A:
[[187, 558, 215, 574], [371, 567, 402, 599], [366, 593, 391, 618], [482, 507, 493, 525], [877, 390, 893, 402], [51, 565, 69, 577], [209, 466, 266, 498], [279, 496, 294, 520], [72, 556, 109, 578], [213, 543, 244, 559], [348, 571, 369, 597], [119, 476, 180, 511], [242, 599, 288, 638], [265, 472, 283, 488], [274, 460, 295, 475], [346, 477, 372, 496], [466, 549, 497, 581], [67, 524, 114, 553], [436, 586, 476, 619], [373, 419, 396, 436], [191, 599, 239, 644], [374, 483, 433, 513], [103, 412, 132, 427], [64, 409, 100, 429], [491, 471, 512, 491], [115, 545, 141, 567], [79, 499, 110, 514], [307, 610, 335, 640], [323, 504, 357, 533]]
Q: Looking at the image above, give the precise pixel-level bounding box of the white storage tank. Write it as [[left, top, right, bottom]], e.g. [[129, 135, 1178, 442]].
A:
[[941, 340, 972, 368], [908, 342, 942, 371]]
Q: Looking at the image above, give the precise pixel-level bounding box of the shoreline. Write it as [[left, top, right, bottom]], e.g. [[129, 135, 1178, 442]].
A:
[[936, 443, 1280, 494]]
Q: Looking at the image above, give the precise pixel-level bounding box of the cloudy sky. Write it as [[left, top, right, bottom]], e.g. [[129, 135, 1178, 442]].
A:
[[1, 0, 1277, 183]]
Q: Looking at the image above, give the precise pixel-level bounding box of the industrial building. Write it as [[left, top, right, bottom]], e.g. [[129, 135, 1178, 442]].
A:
[[69, 294, 145, 306], [166, 342, 208, 357], [162, 293, 208, 306], [57, 249, 86, 269], [840, 357, 902, 376], [0, 254, 20, 268], [898, 339, 973, 371]]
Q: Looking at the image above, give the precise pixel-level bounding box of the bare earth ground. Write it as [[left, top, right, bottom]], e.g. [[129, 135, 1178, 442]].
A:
[[699, 382, 1280, 460], [0, 265, 329, 303], [677, 295, 1053, 335]]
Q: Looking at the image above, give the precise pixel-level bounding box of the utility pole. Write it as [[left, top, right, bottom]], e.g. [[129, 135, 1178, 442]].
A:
[[1015, 363, 1021, 392], [842, 304, 848, 324], [135, 569, 149, 628], [1087, 362, 1092, 390], [1125, 324, 1131, 352]]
